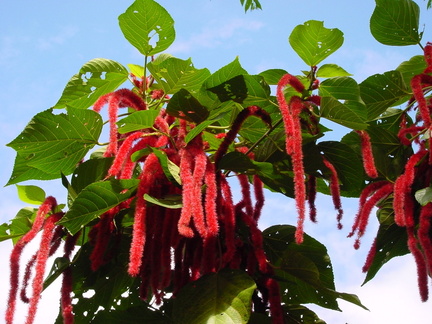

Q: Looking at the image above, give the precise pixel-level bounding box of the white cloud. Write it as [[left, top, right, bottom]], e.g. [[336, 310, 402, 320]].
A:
[[36, 26, 79, 51], [169, 18, 264, 54]]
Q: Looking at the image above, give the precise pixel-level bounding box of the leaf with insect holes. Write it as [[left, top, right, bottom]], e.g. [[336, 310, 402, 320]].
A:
[[118, 0, 175, 56], [53, 58, 128, 110], [289, 20, 344, 66]]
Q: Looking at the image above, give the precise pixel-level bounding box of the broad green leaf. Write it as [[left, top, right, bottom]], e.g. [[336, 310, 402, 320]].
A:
[[118, 0, 175, 56], [415, 187, 432, 206], [284, 305, 327, 324], [93, 305, 168, 324], [370, 0, 421, 46], [240, 0, 262, 12], [43, 257, 70, 290], [319, 77, 361, 101], [151, 147, 182, 185], [128, 64, 145, 77], [360, 70, 410, 120], [207, 75, 248, 104], [117, 110, 159, 134], [363, 221, 409, 284], [71, 158, 115, 196], [258, 69, 288, 85], [203, 57, 248, 90], [320, 97, 368, 130], [53, 58, 128, 109], [59, 179, 139, 235], [7, 108, 102, 185], [8, 207, 36, 243], [263, 225, 367, 310], [147, 57, 210, 94], [0, 223, 20, 242], [396, 55, 427, 87], [318, 141, 365, 196], [172, 269, 256, 324], [144, 194, 182, 209], [66, 239, 143, 323], [289, 20, 344, 66], [219, 151, 256, 172], [184, 120, 217, 144], [16, 185, 46, 205], [166, 89, 209, 123], [316, 64, 352, 78]]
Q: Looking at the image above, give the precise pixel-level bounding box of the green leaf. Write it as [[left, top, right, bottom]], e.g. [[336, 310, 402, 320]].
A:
[[184, 120, 217, 144], [320, 97, 368, 130], [370, 0, 421, 46], [172, 269, 256, 324], [166, 89, 209, 123], [7, 108, 103, 185], [289, 20, 344, 66], [396, 55, 427, 87], [319, 77, 361, 101], [151, 147, 182, 185], [284, 305, 327, 324], [240, 0, 262, 12], [147, 57, 210, 94], [219, 151, 256, 173], [263, 225, 367, 311], [43, 257, 70, 290], [16, 185, 46, 205], [71, 158, 115, 196], [93, 305, 169, 324], [318, 141, 365, 196], [363, 221, 409, 284], [207, 75, 248, 104], [117, 110, 159, 134], [415, 187, 432, 206], [144, 194, 182, 209], [59, 179, 139, 235], [258, 69, 288, 85], [360, 70, 410, 120], [118, 0, 175, 56], [203, 57, 248, 90], [53, 58, 128, 109], [8, 207, 37, 243], [316, 64, 352, 78], [128, 64, 145, 77]]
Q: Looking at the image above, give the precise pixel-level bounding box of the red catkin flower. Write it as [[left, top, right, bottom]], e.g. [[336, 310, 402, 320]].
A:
[[307, 175, 317, 223], [362, 237, 377, 273], [6, 196, 57, 324], [418, 203, 432, 273], [214, 105, 271, 167], [26, 212, 63, 324], [264, 277, 284, 324], [423, 42, 432, 74], [411, 74, 432, 127], [61, 233, 80, 324], [253, 175, 265, 221], [407, 227, 429, 302], [128, 153, 160, 276], [356, 130, 378, 179], [350, 183, 393, 249], [393, 150, 427, 226], [322, 158, 343, 229]]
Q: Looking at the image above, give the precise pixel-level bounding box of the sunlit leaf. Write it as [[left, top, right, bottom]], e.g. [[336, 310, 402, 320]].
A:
[[7, 108, 103, 185], [289, 20, 344, 66], [396, 55, 427, 87], [147, 57, 210, 94], [360, 70, 410, 120], [316, 64, 352, 78], [172, 269, 256, 324], [320, 97, 368, 130], [319, 77, 361, 101], [415, 187, 432, 206], [59, 179, 139, 235], [118, 0, 175, 56], [166, 89, 209, 123], [53, 58, 128, 110], [16, 185, 46, 205], [117, 110, 159, 134], [370, 0, 421, 46]]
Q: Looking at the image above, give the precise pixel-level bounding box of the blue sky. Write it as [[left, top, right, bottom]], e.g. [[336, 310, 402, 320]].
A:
[[1, 0, 432, 323]]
